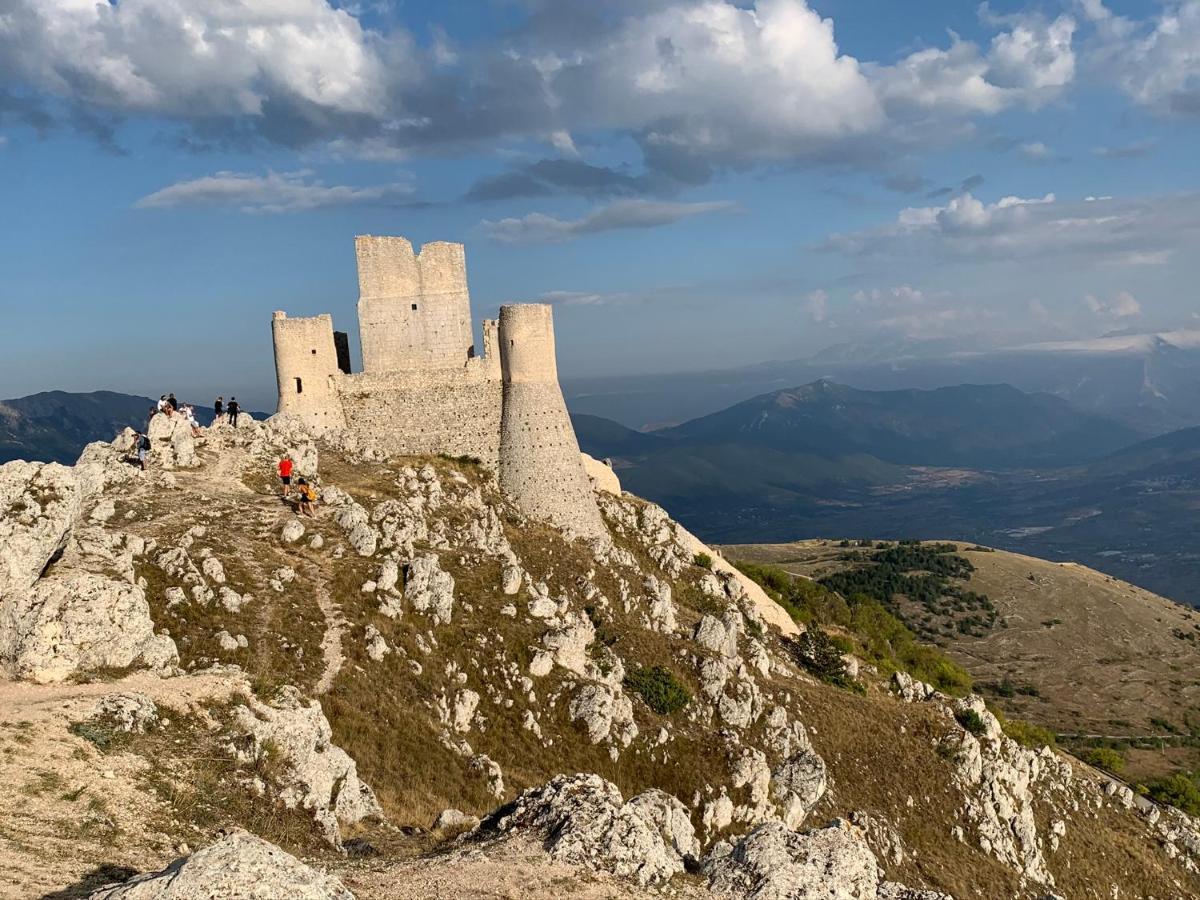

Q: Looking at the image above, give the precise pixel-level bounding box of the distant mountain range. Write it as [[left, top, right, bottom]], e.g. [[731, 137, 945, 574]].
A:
[[572, 380, 1200, 605], [0, 391, 158, 464], [564, 328, 1200, 436], [0, 391, 261, 464]]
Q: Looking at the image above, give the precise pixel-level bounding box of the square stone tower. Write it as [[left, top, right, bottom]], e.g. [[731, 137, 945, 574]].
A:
[[355, 236, 474, 373]]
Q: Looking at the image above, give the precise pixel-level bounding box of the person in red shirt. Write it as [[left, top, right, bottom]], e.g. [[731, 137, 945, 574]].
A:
[[278, 456, 294, 498]]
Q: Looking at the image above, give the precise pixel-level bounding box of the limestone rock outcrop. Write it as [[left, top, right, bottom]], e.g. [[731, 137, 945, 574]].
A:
[[2, 572, 177, 683], [487, 773, 700, 886], [0, 460, 78, 602], [147, 411, 198, 469], [230, 686, 383, 846], [703, 819, 942, 900], [86, 829, 355, 899]]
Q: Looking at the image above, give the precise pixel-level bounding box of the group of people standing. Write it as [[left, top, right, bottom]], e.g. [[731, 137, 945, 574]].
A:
[[129, 392, 244, 471], [213, 396, 241, 428]]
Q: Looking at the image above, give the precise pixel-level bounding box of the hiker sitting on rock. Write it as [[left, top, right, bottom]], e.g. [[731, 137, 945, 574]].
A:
[[278, 455, 294, 498], [296, 477, 318, 517]]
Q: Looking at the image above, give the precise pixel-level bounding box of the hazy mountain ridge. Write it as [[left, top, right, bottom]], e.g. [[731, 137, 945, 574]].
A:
[[564, 329, 1200, 435]]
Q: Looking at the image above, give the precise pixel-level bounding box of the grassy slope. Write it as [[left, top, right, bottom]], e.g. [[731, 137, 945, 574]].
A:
[[724, 539, 1200, 785]]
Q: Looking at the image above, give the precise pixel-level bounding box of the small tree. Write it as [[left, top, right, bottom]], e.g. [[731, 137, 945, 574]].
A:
[[955, 708, 987, 736], [1081, 747, 1126, 775]]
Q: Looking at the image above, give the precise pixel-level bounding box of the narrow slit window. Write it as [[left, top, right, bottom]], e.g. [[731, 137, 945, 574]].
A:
[[295, 377, 303, 394]]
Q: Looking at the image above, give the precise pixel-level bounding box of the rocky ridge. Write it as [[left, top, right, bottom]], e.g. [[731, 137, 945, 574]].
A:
[[0, 410, 1196, 899]]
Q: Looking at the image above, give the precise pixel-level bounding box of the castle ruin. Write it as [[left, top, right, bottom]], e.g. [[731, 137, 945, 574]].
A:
[[271, 236, 606, 541]]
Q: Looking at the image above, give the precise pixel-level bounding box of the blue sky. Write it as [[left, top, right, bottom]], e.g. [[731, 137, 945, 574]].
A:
[[1, 0, 1198, 410]]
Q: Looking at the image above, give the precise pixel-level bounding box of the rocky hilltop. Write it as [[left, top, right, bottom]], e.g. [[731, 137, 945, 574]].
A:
[[1, 412, 1197, 899]]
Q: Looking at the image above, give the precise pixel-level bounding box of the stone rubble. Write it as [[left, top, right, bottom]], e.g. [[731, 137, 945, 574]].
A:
[[487, 773, 700, 886], [86, 829, 355, 899]]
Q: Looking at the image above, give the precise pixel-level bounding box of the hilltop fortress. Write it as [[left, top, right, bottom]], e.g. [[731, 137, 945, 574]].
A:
[[271, 235, 607, 540]]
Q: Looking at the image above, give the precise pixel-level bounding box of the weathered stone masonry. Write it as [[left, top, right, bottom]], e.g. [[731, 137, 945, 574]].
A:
[[271, 235, 605, 540]]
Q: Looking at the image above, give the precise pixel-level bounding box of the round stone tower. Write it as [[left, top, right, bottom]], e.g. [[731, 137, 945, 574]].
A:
[[498, 304, 607, 542]]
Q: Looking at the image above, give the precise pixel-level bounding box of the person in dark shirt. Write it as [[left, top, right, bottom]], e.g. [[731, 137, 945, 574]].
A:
[[167, 393, 178, 411], [135, 432, 150, 471], [227, 397, 240, 427], [214, 396, 224, 423]]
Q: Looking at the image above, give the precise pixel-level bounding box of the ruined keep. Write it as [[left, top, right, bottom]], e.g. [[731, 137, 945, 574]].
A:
[[271, 235, 606, 541]]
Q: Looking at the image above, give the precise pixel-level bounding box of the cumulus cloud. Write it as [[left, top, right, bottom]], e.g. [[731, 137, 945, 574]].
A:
[[819, 191, 1200, 265], [1081, 0, 1200, 117], [1084, 290, 1142, 318], [0, 0, 412, 147], [873, 12, 1075, 116], [1018, 141, 1059, 160], [134, 169, 416, 214], [0, 0, 1089, 186], [803, 289, 829, 323], [481, 198, 736, 243]]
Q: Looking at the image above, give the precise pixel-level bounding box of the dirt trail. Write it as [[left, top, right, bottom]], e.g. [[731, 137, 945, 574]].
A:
[[313, 579, 347, 695], [0, 671, 246, 900]]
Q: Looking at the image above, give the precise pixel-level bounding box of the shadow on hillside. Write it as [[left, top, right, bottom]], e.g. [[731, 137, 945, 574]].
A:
[[40, 865, 138, 899]]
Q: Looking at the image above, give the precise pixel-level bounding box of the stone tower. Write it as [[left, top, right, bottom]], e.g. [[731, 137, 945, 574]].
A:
[[271, 311, 346, 430], [355, 235, 474, 373], [498, 304, 607, 542]]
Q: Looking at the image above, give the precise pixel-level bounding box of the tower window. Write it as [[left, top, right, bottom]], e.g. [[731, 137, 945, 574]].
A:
[[311, 348, 317, 355], [295, 377, 303, 394], [411, 303, 418, 310]]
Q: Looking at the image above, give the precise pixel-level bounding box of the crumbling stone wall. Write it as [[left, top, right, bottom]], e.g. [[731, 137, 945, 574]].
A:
[[338, 365, 503, 469], [355, 236, 474, 373], [271, 312, 346, 431]]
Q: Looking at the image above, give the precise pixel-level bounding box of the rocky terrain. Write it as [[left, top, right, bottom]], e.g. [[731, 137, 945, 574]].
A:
[[725, 539, 1200, 788], [1, 411, 1198, 899]]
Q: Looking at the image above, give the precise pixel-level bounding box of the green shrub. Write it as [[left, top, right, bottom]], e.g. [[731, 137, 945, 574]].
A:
[[693, 552, 713, 570], [735, 562, 972, 696], [68, 721, 125, 753], [955, 708, 987, 736], [1002, 717, 1057, 749], [782, 630, 863, 692], [624, 666, 691, 715], [1081, 746, 1126, 774], [1146, 773, 1200, 816]]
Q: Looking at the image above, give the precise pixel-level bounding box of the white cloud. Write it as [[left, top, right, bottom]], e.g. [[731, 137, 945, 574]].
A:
[[481, 198, 736, 243], [1082, 0, 1200, 116], [1018, 140, 1056, 160], [134, 169, 415, 214], [536, 290, 611, 306], [819, 190, 1200, 264], [873, 12, 1075, 116], [803, 289, 829, 323], [1084, 290, 1142, 318], [843, 284, 996, 338], [0, 0, 409, 133]]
